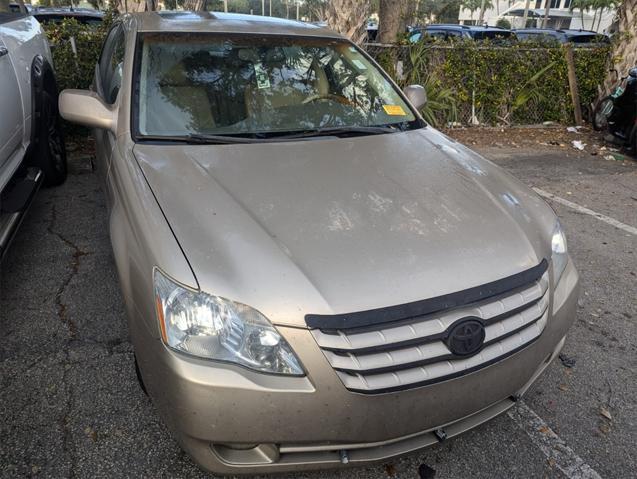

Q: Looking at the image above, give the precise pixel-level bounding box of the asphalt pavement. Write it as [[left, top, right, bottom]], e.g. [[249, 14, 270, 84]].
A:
[[0, 143, 635, 479]]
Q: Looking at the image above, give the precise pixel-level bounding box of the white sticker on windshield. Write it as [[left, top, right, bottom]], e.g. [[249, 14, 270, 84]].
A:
[[254, 63, 271, 89], [352, 59, 367, 70]]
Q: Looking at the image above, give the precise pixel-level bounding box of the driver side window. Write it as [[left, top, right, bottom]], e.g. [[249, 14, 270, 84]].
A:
[[98, 25, 125, 104]]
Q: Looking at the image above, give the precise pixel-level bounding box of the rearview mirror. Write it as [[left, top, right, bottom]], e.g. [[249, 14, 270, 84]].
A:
[[59, 90, 116, 133], [403, 84, 427, 111]]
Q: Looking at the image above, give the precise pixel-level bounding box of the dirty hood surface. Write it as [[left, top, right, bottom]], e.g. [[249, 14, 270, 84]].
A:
[[134, 128, 553, 327]]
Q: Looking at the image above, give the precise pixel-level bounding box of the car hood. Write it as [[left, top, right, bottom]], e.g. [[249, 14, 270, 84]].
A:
[[134, 128, 555, 327]]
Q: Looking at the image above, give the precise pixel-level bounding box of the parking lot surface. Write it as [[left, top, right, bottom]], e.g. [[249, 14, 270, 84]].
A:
[[1, 136, 635, 478]]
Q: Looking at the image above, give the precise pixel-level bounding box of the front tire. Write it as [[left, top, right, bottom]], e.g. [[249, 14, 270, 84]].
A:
[[592, 96, 614, 131], [35, 90, 67, 187]]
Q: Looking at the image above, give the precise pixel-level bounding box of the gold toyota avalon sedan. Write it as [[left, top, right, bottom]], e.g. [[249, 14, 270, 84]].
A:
[[59, 11, 579, 475]]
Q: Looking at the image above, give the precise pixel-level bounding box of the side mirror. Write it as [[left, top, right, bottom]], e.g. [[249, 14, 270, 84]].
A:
[[403, 84, 427, 111], [59, 89, 116, 133]]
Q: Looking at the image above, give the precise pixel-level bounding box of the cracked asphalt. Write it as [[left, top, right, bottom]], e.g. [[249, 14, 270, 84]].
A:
[[1, 141, 635, 479]]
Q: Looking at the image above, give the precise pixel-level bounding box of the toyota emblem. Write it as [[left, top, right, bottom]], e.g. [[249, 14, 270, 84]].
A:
[[445, 318, 485, 357]]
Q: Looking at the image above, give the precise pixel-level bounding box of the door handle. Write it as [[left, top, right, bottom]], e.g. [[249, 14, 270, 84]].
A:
[[0, 46, 8, 58]]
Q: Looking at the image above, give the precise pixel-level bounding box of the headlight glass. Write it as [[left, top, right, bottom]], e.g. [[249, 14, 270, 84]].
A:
[[551, 221, 568, 284], [154, 269, 304, 376]]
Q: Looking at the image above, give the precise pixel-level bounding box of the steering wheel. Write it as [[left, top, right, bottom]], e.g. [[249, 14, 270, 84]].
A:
[[302, 93, 354, 106]]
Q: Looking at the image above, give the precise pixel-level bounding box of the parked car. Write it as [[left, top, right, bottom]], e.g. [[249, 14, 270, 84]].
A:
[[0, 5, 66, 259], [366, 21, 378, 42], [31, 6, 104, 27], [514, 28, 611, 46], [59, 11, 579, 475], [409, 24, 515, 43], [8, 3, 32, 14]]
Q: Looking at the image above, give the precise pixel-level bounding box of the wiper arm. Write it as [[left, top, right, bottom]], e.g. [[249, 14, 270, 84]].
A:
[[187, 133, 261, 144], [136, 134, 261, 145], [280, 126, 399, 139]]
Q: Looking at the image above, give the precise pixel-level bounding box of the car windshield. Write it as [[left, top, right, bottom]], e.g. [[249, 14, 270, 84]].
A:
[[135, 33, 418, 139]]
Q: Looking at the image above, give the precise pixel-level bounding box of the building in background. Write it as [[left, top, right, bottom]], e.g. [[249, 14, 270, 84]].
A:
[[459, 0, 616, 32]]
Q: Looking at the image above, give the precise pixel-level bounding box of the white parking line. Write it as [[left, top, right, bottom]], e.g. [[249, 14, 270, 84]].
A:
[[534, 187, 637, 236], [508, 402, 602, 479]]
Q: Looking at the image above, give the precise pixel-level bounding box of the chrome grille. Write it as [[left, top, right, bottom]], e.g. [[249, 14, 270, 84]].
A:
[[309, 264, 550, 394]]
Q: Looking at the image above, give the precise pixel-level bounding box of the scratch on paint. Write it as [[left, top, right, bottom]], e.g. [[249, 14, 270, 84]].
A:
[[328, 203, 354, 231], [368, 191, 394, 213]]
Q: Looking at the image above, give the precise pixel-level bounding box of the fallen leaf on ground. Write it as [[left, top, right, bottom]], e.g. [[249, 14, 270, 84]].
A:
[[559, 384, 569, 391], [559, 353, 576, 368], [600, 407, 612, 421], [84, 426, 97, 442]]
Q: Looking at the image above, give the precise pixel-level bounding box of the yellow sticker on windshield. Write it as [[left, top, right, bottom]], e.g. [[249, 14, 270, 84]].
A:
[[383, 105, 406, 116]]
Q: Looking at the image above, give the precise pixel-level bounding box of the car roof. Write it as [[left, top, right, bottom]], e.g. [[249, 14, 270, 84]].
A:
[[514, 28, 564, 33], [33, 7, 104, 17], [423, 24, 508, 31], [561, 29, 607, 37], [129, 11, 342, 38]]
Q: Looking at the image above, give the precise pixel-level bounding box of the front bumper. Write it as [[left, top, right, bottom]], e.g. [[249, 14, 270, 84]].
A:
[[133, 260, 579, 475]]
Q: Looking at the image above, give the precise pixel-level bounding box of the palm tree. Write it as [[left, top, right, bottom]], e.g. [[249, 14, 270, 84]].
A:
[[477, 0, 494, 24], [592, 0, 617, 31], [570, 0, 593, 29], [461, 0, 483, 22]]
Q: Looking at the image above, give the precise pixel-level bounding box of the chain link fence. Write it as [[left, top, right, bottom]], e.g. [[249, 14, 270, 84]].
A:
[[364, 43, 610, 127]]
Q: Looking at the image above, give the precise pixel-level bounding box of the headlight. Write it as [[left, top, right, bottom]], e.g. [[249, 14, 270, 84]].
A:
[[153, 269, 304, 376], [551, 221, 568, 284]]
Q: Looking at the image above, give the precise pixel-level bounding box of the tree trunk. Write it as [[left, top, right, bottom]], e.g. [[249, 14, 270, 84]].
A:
[[400, 0, 416, 33], [522, 0, 531, 27], [597, 7, 604, 31], [478, 0, 486, 24], [604, 0, 637, 93], [182, 0, 205, 10], [325, 0, 370, 44], [379, 0, 405, 44], [542, 0, 550, 28]]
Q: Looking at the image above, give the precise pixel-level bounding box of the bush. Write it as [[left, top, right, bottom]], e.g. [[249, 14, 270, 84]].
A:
[[496, 18, 511, 30], [43, 9, 116, 92], [366, 41, 611, 126]]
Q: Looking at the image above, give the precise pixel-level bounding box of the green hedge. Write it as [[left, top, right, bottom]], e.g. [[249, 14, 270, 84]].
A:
[[43, 9, 115, 92], [367, 41, 611, 126]]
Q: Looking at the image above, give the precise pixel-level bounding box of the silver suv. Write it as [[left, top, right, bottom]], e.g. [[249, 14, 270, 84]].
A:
[[0, 3, 66, 259]]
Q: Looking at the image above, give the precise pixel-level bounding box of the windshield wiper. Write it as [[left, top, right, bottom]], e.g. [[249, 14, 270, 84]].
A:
[[137, 134, 262, 145], [187, 133, 262, 144], [278, 125, 399, 139], [137, 126, 401, 145]]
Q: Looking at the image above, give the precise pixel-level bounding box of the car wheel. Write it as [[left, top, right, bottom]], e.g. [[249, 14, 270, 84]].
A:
[[592, 96, 614, 131], [35, 90, 67, 187]]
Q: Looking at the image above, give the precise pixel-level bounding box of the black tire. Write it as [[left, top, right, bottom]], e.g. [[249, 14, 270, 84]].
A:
[[35, 90, 67, 187], [592, 96, 614, 131]]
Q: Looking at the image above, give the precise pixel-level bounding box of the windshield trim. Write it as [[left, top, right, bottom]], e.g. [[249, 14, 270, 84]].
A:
[[130, 31, 425, 145]]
